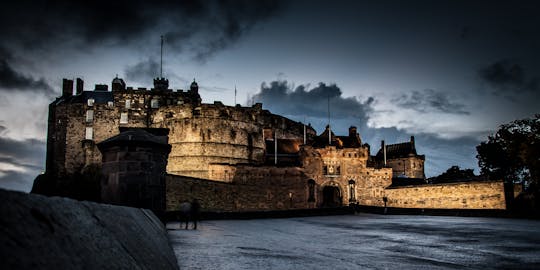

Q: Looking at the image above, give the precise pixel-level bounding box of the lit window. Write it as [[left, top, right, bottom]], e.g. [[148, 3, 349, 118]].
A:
[[87, 98, 95, 106], [85, 127, 93, 140], [120, 113, 128, 124], [125, 99, 131, 109], [107, 101, 114, 107], [86, 110, 94, 123], [151, 99, 159, 108]]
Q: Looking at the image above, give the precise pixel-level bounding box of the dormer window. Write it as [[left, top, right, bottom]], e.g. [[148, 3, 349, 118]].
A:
[[87, 98, 95, 106]]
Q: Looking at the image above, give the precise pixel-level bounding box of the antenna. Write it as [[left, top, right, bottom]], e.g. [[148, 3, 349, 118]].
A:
[[160, 35, 163, 78], [303, 116, 306, 145], [327, 94, 331, 145], [234, 85, 237, 105]]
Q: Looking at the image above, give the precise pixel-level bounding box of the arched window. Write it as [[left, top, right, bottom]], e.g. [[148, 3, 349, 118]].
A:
[[307, 179, 315, 202], [348, 180, 356, 202]]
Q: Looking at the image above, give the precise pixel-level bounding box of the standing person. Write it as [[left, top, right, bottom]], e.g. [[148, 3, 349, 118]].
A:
[[190, 199, 201, 230], [178, 200, 191, 230]]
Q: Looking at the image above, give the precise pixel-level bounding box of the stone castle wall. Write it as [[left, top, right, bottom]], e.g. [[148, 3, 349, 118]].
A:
[[384, 181, 506, 209], [50, 89, 313, 179], [166, 166, 310, 212], [386, 156, 425, 179]]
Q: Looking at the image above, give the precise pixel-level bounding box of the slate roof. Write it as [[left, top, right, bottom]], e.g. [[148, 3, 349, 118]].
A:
[[53, 91, 113, 105], [375, 137, 424, 160], [97, 129, 170, 151], [311, 125, 362, 149]]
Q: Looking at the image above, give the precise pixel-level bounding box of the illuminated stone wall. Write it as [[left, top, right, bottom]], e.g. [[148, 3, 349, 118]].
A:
[[384, 180, 506, 209]]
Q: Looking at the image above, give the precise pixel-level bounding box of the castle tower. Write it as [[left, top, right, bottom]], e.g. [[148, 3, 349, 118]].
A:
[[98, 129, 171, 218]]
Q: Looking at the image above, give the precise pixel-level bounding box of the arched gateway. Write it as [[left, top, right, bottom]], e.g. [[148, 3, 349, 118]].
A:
[[322, 185, 342, 207]]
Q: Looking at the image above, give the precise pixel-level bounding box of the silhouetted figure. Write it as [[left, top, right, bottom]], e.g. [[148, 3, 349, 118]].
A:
[[190, 199, 201, 230], [178, 200, 191, 229]]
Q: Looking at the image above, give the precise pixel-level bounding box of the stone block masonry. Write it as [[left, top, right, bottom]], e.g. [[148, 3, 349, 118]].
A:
[[384, 180, 506, 209]]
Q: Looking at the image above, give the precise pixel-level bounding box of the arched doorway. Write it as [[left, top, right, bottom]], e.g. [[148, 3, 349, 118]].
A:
[[322, 185, 341, 207]]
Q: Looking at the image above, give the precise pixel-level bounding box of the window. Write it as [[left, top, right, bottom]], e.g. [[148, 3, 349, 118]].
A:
[[85, 127, 93, 140], [125, 99, 131, 109], [107, 101, 114, 107], [120, 113, 128, 124], [151, 98, 159, 108], [85, 110, 94, 123], [87, 98, 95, 106], [308, 180, 315, 202], [349, 180, 356, 202]]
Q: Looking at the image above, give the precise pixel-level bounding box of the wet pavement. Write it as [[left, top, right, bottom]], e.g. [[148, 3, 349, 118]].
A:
[[167, 214, 540, 269]]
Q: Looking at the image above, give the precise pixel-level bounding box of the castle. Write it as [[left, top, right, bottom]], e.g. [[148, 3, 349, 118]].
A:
[[41, 76, 507, 213]]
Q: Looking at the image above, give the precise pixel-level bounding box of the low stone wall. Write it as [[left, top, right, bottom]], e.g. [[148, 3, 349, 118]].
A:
[[0, 189, 179, 270], [166, 169, 310, 212], [384, 180, 506, 209]]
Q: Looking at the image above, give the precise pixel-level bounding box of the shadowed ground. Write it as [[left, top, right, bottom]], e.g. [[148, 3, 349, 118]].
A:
[[168, 214, 540, 269]]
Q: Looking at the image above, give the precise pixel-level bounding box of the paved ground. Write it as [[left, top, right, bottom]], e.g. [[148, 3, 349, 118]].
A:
[[167, 214, 540, 269]]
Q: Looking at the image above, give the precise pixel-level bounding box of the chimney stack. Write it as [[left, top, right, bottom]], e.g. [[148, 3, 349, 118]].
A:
[[76, 78, 84, 95], [62, 79, 73, 97]]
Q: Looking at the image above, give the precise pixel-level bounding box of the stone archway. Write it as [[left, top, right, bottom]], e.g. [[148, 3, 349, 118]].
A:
[[322, 185, 342, 207]]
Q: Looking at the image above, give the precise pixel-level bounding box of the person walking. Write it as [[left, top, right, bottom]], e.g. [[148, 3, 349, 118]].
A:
[[190, 199, 201, 230]]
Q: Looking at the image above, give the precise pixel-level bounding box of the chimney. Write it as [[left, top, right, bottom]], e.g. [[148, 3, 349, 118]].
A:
[[410, 136, 416, 149], [76, 78, 84, 95], [349, 126, 357, 137], [62, 79, 73, 97]]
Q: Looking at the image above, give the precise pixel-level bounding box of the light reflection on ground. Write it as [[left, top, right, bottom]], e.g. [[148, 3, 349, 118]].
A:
[[167, 214, 540, 269]]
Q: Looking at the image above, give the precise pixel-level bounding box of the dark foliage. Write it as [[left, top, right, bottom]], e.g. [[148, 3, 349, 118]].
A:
[[429, 165, 479, 184]]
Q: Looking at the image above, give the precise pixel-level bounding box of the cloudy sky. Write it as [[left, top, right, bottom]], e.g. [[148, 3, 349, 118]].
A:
[[1, 0, 539, 192]]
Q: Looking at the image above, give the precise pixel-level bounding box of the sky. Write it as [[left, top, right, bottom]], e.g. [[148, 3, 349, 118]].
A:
[[0, 0, 539, 192]]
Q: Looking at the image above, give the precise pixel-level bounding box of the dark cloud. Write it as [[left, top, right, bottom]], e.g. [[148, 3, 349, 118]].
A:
[[0, 0, 283, 63], [0, 135, 46, 192], [479, 59, 539, 94], [0, 58, 53, 94], [253, 80, 374, 122], [0, 170, 36, 192], [391, 89, 469, 115], [124, 59, 160, 84]]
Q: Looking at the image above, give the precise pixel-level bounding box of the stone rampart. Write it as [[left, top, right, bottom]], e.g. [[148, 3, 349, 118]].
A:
[[384, 180, 506, 209]]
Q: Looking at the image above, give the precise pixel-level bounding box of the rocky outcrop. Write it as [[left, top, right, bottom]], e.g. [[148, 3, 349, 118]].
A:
[[0, 189, 179, 270]]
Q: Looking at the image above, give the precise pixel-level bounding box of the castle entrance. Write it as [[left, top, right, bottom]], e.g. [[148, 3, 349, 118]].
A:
[[322, 186, 341, 207]]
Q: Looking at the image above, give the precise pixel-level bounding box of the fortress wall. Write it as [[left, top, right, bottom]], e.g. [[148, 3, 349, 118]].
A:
[[166, 166, 311, 212], [384, 181, 506, 209]]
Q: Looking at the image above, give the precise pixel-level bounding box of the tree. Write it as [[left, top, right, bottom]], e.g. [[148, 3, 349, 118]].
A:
[[429, 165, 477, 184], [476, 114, 540, 192]]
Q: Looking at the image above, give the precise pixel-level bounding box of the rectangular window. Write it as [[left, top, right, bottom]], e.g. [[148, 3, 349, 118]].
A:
[[87, 98, 95, 106], [107, 101, 114, 107], [85, 127, 93, 140], [125, 99, 131, 109], [151, 99, 159, 108], [85, 110, 94, 123], [120, 113, 128, 124]]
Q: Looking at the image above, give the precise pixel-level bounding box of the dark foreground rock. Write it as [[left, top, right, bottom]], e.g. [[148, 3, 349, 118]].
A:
[[0, 189, 179, 270]]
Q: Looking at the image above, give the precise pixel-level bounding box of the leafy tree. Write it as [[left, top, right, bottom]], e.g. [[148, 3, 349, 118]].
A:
[[429, 165, 477, 184], [476, 114, 540, 192]]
